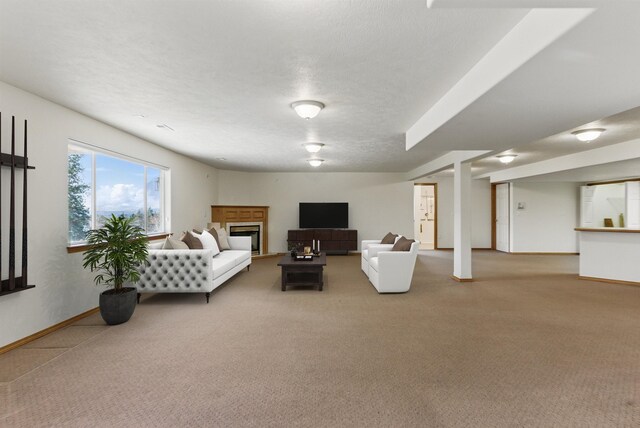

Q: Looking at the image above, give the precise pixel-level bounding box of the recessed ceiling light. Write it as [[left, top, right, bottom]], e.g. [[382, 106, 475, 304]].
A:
[[497, 154, 517, 164], [572, 128, 605, 142], [307, 159, 324, 167], [303, 143, 325, 153], [291, 100, 325, 119], [216, 157, 226, 161], [134, 114, 146, 118]]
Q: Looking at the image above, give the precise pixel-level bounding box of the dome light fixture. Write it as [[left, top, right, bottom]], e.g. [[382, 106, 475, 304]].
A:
[[572, 128, 605, 142], [307, 159, 324, 167], [303, 143, 325, 153], [291, 100, 325, 119], [497, 154, 517, 164]]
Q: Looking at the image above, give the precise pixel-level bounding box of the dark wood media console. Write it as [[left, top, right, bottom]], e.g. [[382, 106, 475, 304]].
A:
[[287, 229, 357, 255]]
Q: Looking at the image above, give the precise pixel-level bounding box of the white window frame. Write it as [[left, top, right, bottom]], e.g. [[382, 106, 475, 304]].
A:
[[68, 139, 170, 244]]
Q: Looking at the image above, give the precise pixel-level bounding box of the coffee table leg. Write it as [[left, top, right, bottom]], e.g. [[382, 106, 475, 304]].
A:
[[319, 271, 323, 291], [281, 270, 286, 291]]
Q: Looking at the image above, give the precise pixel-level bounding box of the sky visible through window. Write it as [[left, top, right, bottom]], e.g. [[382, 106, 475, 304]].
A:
[[96, 155, 145, 217]]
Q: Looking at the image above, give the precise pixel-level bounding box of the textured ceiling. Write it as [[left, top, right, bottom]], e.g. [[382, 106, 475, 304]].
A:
[[410, 4, 640, 180], [472, 106, 640, 178], [0, 0, 527, 172]]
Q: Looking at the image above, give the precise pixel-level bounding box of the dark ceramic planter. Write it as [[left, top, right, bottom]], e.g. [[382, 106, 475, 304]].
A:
[[99, 287, 137, 325]]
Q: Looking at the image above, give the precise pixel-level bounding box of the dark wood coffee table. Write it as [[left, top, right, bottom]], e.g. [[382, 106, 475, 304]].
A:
[[277, 253, 327, 291]]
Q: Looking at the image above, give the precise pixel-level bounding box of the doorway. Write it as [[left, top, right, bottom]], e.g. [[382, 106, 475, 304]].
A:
[[414, 184, 437, 250], [492, 183, 510, 252]]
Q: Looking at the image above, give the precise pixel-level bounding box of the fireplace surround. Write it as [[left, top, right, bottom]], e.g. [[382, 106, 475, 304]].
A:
[[228, 223, 262, 255]]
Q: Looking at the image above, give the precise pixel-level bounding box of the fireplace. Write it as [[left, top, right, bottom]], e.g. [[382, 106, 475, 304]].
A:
[[229, 224, 261, 255], [211, 206, 269, 256]]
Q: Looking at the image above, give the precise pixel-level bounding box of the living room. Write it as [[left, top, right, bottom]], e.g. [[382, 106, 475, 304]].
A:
[[1, 1, 640, 426]]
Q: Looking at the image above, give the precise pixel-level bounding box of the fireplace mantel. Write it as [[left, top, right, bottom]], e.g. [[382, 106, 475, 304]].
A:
[[211, 205, 269, 255]]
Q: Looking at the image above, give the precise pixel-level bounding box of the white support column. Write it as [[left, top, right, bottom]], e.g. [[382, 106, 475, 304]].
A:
[[453, 161, 472, 281]]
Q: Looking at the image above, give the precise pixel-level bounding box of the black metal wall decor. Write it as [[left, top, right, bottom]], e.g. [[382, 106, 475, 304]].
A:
[[0, 113, 36, 296]]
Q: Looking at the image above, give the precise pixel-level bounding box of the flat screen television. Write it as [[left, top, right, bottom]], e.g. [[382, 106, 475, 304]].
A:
[[299, 202, 348, 229]]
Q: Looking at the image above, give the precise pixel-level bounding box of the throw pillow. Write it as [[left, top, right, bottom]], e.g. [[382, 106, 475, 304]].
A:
[[381, 232, 398, 244], [162, 236, 189, 250], [214, 227, 231, 250], [391, 236, 415, 252], [181, 231, 203, 250], [193, 230, 221, 256], [205, 227, 222, 249]]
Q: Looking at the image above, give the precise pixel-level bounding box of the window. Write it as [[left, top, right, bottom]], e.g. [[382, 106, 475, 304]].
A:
[[68, 142, 168, 244]]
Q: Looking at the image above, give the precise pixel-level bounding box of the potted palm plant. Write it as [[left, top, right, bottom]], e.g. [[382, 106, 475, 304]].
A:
[[82, 214, 149, 325]]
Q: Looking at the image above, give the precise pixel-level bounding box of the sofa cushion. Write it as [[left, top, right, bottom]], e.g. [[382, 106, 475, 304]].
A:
[[223, 250, 251, 266], [215, 227, 232, 250], [193, 230, 220, 256], [148, 240, 165, 250], [369, 256, 379, 273], [381, 232, 397, 244], [182, 231, 203, 249], [211, 252, 238, 279], [162, 236, 189, 250], [362, 249, 369, 261], [206, 227, 223, 249], [392, 236, 415, 252]]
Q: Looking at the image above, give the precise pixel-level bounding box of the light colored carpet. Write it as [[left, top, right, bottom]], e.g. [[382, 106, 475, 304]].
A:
[[1, 251, 639, 427]]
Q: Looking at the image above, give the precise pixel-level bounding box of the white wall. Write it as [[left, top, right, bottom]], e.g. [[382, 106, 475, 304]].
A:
[[0, 81, 218, 348], [414, 177, 492, 249], [510, 182, 580, 253], [217, 171, 414, 252]]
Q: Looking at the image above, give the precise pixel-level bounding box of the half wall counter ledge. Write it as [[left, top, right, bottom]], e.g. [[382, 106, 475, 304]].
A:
[[575, 227, 640, 286], [0, 113, 36, 297]]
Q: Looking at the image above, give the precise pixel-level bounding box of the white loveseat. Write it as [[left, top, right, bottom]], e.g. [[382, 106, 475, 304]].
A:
[[361, 239, 394, 277], [136, 236, 252, 303], [361, 238, 420, 293]]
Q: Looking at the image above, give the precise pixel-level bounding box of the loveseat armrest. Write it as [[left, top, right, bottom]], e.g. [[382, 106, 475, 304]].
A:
[[361, 240, 382, 252], [367, 244, 395, 258], [228, 236, 252, 252]]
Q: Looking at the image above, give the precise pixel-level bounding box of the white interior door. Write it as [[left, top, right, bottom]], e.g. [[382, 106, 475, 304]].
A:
[[580, 185, 595, 227], [496, 183, 509, 252]]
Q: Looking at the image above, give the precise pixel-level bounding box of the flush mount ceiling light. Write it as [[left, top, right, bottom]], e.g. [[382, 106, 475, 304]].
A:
[[307, 159, 324, 167], [291, 100, 325, 119], [497, 154, 517, 164], [303, 143, 325, 153], [572, 128, 605, 142]]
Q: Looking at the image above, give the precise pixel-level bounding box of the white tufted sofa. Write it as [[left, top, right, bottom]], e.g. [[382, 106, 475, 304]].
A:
[[136, 236, 252, 303]]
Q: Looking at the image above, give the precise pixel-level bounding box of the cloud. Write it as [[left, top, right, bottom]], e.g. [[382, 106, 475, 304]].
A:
[[97, 183, 144, 212]]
